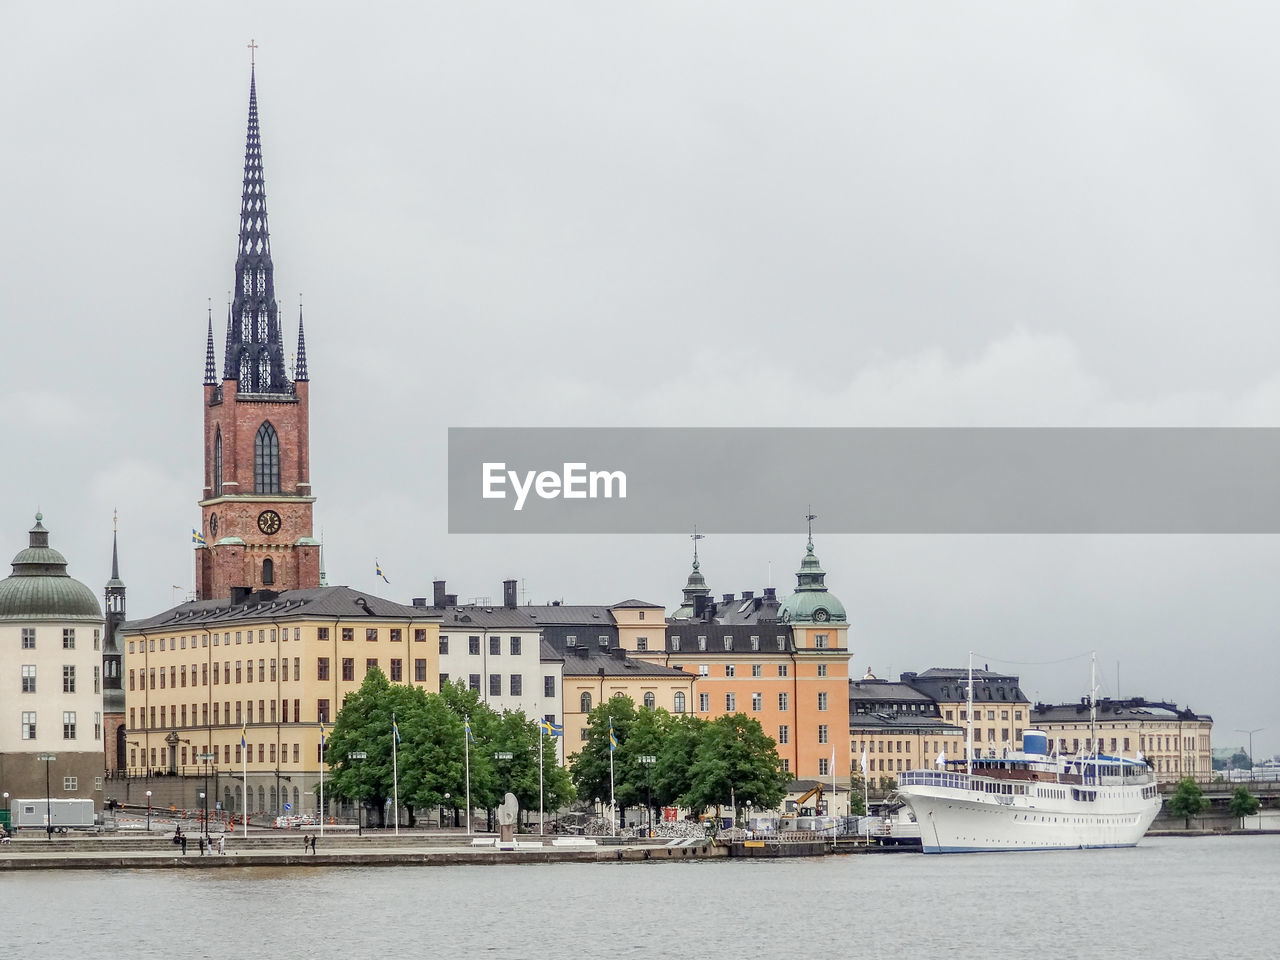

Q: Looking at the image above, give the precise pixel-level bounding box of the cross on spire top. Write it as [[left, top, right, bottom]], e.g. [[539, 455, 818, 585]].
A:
[[248, 38, 258, 66]]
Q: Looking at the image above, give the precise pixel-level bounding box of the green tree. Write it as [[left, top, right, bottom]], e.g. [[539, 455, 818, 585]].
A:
[[323, 667, 403, 826], [570, 695, 639, 812], [652, 714, 707, 809], [681, 714, 789, 818], [488, 709, 576, 824], [1166, 777, 1209, 828], [846, 775, 868, 816], [1227, 785, 1261, 828]]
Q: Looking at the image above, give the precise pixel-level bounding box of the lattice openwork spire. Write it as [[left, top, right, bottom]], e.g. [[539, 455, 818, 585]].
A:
[[222, 64, 290, 394], [295, 300, 309, 382], [204, 304, 217, 385]]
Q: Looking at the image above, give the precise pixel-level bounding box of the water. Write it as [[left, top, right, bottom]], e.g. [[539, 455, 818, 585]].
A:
[[6, 836, 1276, 959]]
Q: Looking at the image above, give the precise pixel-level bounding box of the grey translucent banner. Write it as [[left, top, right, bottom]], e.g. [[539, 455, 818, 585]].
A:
[[447, 428, 1280, 534]]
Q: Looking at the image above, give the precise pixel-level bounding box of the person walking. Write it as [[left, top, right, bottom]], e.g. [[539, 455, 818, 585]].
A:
[[309, 834, 317, 854], [217, 833, 226, 855], [302, 833, 309, 854]]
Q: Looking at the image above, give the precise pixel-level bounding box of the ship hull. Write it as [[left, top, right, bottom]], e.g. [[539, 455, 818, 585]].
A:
[[899, 788, 1162, 854]]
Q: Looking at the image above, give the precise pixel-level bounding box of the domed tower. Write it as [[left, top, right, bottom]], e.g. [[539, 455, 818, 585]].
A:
[[673, 530, 712, 619], [0, 514, 106, 810], [778, 538, 848, 626]]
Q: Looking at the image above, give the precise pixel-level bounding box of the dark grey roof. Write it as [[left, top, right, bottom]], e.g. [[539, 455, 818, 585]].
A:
[[666, 622, 795, 654], [901, 668, 1028, 704], [786, 779, 849, 795], [125, 585, 441, 632], [610, 599, 664, 609], [671, 591, 785, 625], [518, 604, 615, 625], [560, 647, 693, 679], [436, 605, 544, 630], [849, 679, 934, 703], [1031, 697, 1212, 724], [539, 640, 564, 663]]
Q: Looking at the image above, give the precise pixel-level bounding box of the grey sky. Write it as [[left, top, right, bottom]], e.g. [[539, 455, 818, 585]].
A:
[[3, 3, 1278, 757]]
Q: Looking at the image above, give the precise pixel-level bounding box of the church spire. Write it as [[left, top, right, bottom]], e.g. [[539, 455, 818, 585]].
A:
[[222, 61, 289, 394], [204, 301, 217, 385], [295, 298, 309, 382]]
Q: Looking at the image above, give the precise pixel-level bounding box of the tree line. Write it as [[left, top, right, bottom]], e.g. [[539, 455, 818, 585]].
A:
[[323, 668, 573, 827]]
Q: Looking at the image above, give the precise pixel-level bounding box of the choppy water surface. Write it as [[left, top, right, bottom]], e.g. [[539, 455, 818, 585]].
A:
[[5, 835, 1276, 960]]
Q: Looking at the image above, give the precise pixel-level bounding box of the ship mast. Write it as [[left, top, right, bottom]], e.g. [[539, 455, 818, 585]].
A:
[[966, 651, 974, 777], [1089, 651, 1098, 759]]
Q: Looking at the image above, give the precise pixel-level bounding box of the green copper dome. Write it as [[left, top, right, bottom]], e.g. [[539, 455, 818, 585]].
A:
[[778, 539, 846, 624], [0, 514, 101, 620]]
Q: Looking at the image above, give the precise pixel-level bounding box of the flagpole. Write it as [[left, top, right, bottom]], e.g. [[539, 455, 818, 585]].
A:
[[242, 732, 248, 839], [319, 726, 325, 838], [392, 714, 400, 838], [464, 715, 472, 836], [609, 730, 616, 837], [539, 719, 545, 837]]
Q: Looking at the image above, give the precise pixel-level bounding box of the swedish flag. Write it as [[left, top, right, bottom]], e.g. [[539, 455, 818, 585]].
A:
[[464, 718, 476, 743], [540, 719, 564, 738], [240, 722, 247, 750], [376, 560, 389, 583], [609, 718, 617, 752], [393, 716, 402, 745], [192, 528, 206, 545]]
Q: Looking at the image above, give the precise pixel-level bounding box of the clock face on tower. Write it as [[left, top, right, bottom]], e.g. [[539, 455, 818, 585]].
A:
[[257, 510, 282, 536]]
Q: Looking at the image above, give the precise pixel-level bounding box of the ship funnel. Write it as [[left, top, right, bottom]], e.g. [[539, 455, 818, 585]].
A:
[[1022, 730, 1049, 756]]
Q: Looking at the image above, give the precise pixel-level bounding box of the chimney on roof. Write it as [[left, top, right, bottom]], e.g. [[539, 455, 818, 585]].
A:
[[576, 645, 589, 658], [693, 594, 711, 620], [445, 594, 457, 605], [722, 593, 733, 603], [503, 579, 518, 609], [742, 590, 754, 600], [412, 597, 426, 607], [612, 647, 627, 660], [763, 587, 776, 601], [230, 585, 252, 605], [433, 580, 447, 608], [552, 600, 561, 607]]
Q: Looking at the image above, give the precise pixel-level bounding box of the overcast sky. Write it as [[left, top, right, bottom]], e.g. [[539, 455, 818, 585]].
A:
[[3, 3, 1278, 759]]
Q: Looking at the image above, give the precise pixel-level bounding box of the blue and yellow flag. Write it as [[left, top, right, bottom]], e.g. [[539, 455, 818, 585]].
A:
[[609, 718, 617, 752], [319, 723, 326, 746], [376, 560, 389, 583], [464, 718, 476, 743], [240, 722, 247, 750], [393, 716, 402, 745], [192, 528, 206, 545], [540, 719, 564, 738]]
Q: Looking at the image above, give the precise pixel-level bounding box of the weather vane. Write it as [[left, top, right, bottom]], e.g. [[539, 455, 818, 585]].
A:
[[691, 525, 704, 563], [805, 506, 817, 543]]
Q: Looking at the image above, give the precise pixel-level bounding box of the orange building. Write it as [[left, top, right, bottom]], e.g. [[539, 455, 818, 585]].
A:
[[634, 536, 852, 780]]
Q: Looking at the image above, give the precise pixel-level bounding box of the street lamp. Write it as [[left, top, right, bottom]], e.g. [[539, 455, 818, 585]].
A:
[[145, 790, 153, 831], [347, 752, 367, 836], [196, 752, 216, 839], [638, 755, 656, 837], [35, 753, 56, 840], [1236, 728, 1264, 779]]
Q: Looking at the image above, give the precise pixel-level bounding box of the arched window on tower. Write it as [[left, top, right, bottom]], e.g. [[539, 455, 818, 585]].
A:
[[254, 422, 280, 494], [239, 354, 252, 386], [213, 429, 223, 497], [258, 356, 270, 391], [262, 558, 274, 585]]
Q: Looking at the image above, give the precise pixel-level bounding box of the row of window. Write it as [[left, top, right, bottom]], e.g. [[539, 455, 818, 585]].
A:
[[668, 633, 807, 652], [946, 708, 1024, 722], [439, 635, 526, 656], [19, 711, 101, 740], [130, 657, 435, 690], [128, 626, 432, 655], [441, 673, 531, 697], [129, 740, 303, 769], [19, 665, 99, 694], [131, 697, 319, 729], [18, 627, 100, 650], [691, 663, 797, 678]]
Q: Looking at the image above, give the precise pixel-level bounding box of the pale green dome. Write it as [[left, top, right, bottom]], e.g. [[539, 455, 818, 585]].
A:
[[0, 514, 101, 620], [778, 540, 846, 624]]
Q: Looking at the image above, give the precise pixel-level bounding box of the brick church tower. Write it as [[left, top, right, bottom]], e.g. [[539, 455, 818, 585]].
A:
[[196, 64, 320, 600]]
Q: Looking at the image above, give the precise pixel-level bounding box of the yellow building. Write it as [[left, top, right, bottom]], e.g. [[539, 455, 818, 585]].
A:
[[122, 586, 440, 818], [849, 672, 966, 784], [1031, 697, 1213, 782], [900, 668, 1030, 758], [560, 645, 696, 761]]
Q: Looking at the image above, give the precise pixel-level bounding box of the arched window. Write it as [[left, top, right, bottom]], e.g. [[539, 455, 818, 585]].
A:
[[643, 692, 655, 709], [580, 692, 592, 713], [239, 354, 252, 385], [674, 691, 686, 714], [254, 422, 280, 494], [293, 786, 300, 811], [262, 558, 274, 585], [257, 785, 266, 812], [213, 429, 223, 496]]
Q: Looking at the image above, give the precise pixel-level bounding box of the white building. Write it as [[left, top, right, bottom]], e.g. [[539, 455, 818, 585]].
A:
[[0, 515, 106, 818]]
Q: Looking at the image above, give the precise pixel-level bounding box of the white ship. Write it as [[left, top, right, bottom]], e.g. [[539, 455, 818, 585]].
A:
[[897, 729, 1162, 853]]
